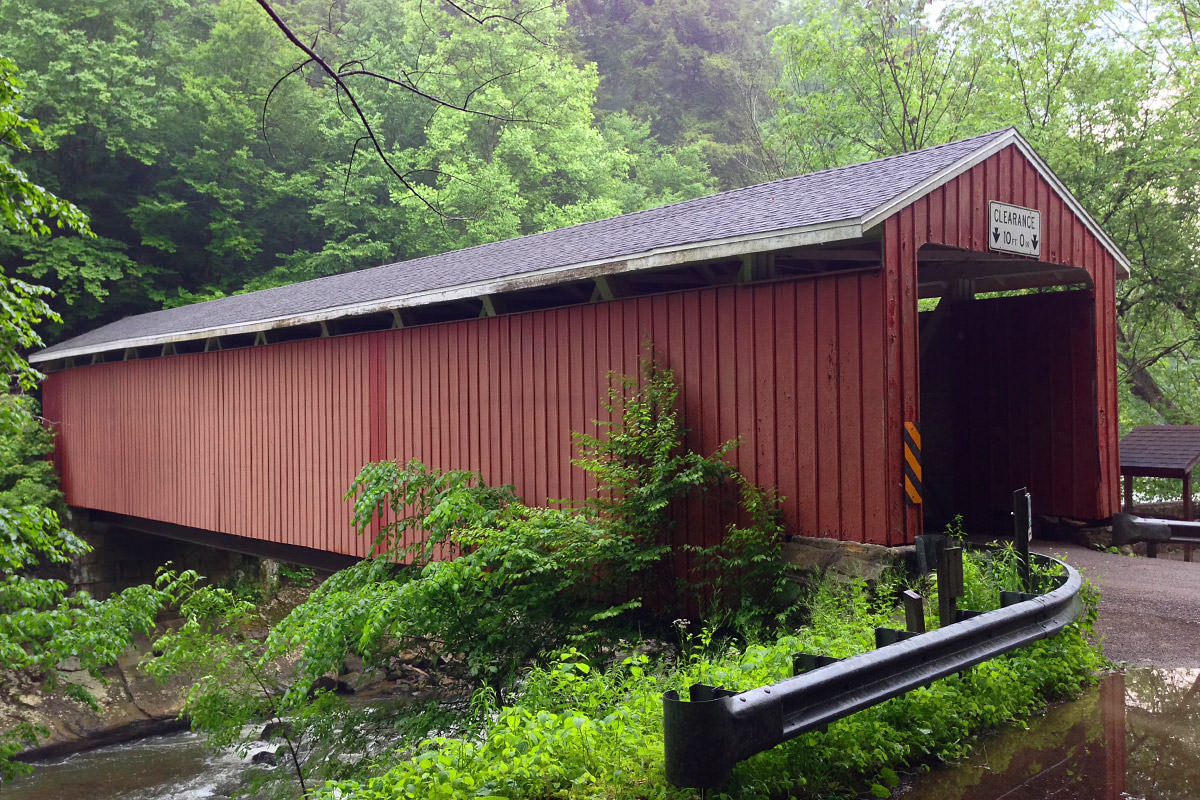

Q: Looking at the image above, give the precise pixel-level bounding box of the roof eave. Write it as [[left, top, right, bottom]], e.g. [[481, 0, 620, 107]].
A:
[[30, 218, 866, 364]]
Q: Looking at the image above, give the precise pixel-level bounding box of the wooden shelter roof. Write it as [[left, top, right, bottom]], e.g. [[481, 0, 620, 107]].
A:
[[1119, 426, 1200, 478]]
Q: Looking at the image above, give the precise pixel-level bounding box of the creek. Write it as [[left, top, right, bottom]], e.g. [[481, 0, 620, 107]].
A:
[[5, 668, 1198, 799], [2, 730, 247, 800]]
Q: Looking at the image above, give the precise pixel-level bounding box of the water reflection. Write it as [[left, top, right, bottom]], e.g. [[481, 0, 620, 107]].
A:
[[900, 668, 1200, 800]]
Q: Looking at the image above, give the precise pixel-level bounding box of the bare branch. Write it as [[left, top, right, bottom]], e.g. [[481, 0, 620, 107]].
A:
[[253, 0, 556, 219], [436, 0, 558, 46], [254, 0, 455, 215], [337, 67, 536, 122], [261, 57, 313, 161]]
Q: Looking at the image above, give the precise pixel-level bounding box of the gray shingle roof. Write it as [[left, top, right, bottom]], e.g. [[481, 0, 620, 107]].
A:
[[1120, 426, 1200, 476], [35, 128, 1118, 362]]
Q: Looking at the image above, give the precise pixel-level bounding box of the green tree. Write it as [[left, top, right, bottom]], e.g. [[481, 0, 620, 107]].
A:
[[0, 0, 338, 324], [0, 59, 183, 784], [247, 0, 717, 286], [0, 0, 194, 331], [0, 56, 89, 391], [770, 0, 986, 173], [567, 0, 784, 188], [1, 0, 717, 312]]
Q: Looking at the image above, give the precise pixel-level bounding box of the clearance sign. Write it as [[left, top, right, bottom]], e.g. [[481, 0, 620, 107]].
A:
[[988, 201, 1042, 258]]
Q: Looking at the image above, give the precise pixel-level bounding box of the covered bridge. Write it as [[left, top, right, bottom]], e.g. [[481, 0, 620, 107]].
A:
[[33, 128, 1127, 560]]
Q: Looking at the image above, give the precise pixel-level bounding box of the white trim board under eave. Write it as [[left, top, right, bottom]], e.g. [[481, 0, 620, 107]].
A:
[[30, 219, 866, 363]]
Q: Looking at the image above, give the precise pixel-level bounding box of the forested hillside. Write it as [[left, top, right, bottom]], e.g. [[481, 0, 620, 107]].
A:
[[1, 0, 1198, 422]]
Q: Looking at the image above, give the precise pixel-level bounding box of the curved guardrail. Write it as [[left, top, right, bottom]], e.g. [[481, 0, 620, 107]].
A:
[[663, 550, 1083, 788]]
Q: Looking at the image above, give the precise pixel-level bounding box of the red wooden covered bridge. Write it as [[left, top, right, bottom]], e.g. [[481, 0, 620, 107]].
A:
[[33, 128, 1127, 562]]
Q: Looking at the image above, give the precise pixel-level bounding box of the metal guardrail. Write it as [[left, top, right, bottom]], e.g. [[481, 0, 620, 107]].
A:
[[663, 548, 1083, 788]]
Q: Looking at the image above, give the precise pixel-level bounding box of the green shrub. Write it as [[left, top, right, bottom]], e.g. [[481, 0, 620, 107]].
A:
[[572, 352, 735, 601], [311, 569, 1103, 800], [263, 480, 658, 703], [682, 472, 797, 634], [345, 458, 518, 562]]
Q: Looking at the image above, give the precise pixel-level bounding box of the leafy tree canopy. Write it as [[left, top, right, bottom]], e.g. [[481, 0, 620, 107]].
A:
[[0, 0, 717, 325]]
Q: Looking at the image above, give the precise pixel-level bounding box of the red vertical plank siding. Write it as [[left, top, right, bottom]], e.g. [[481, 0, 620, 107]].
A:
[[46, 271, 897, 551], [814, 278, 841, 535], [773, 284, 798, 528], [468, 324, 481, 476], [859, 271, 889, 539], [532, 314, 548, 504], [837, 277, 866, 542], [794, 282, 819, 537], [753, 286, 777, 502], [739, 291, 761, 488]]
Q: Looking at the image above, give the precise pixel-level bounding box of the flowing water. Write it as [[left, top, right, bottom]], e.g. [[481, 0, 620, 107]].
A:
[[5, 668, 1199, 799], [1, 730, 248, 800]]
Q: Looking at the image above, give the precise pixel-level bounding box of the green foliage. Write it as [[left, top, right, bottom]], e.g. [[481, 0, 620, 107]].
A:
[[344, 458, 517, 562], [0, 56, 183, 785], [277, 475, 647, 701], [770, 0, 985, 172], [0, 57, 90, 240], [567, 0, 782, 188], [573, 353, 735, 597], [0, 722, 47, 785], [574, 353, 794, 629], [277, 562, 316, 587], [144, 571, 316, 792], [310, 575, 1102, 800], [0, 55, 87, 392], [683, 472, 796, 632], [0, 0, 718, 330]]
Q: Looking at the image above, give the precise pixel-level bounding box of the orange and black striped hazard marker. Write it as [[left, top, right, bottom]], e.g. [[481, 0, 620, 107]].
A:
[[903, 421, 922, 504]]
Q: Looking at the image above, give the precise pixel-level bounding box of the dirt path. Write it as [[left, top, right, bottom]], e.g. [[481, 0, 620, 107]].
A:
[[1032, 540, 1200, 668]]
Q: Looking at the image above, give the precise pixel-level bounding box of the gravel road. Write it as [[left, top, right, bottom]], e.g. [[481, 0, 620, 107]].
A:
[[1032, 540, 1200, 668]]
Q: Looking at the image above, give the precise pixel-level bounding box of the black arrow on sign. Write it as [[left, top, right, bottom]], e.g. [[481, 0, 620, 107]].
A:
[[1031, 235, 1039, 249], [992, 227, 1000, 243]]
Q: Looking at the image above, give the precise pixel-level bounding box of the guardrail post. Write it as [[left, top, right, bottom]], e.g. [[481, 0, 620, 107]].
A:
[[937, 546, 963, 627], [663, 684, 743, 787], [1013, 487, 1032, 593], [903, 589, 926, 633], [914, 533, 946, 574]]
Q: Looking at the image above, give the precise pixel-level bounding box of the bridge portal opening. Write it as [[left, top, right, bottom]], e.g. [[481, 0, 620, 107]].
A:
[[918, 245, 1101, 535]]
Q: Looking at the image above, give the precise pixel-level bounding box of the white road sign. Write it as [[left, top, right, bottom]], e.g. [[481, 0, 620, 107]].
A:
[[988, 201, 1042, 258]]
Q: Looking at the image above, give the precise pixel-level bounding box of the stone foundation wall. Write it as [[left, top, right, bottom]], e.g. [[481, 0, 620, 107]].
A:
[[783, 536, 915, 582], [65, 510, 262, 598]]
